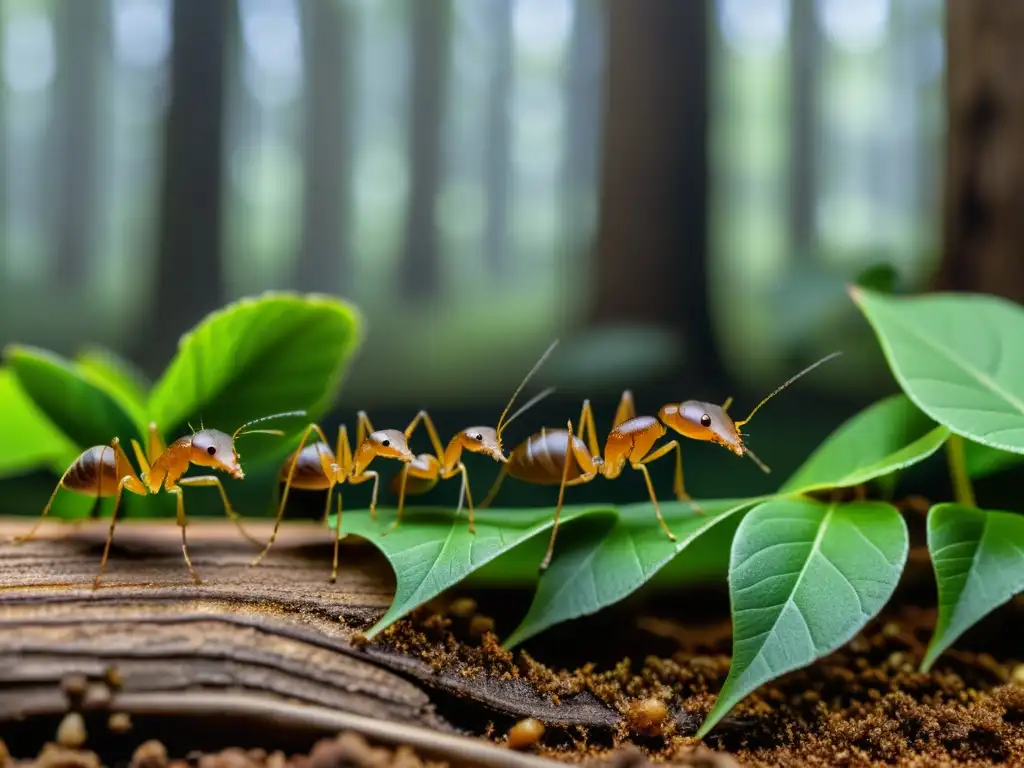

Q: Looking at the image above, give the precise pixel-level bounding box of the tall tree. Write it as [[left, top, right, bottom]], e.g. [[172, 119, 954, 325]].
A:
[[53, 0, 105, 288], [400, 0, 451, 301], [483, 0, 512, 275], [146, 0, 232, 369], [590, 0, 720, 384], [296, 0, 355, 293], [935, 0, 1024, 300]]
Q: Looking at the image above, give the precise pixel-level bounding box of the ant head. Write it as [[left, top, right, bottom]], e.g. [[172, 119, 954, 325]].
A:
[[459, 427, 504, 463], [367, 429, 415, 462], [190, 429, 244, 479], [659, 402, 744, 456]]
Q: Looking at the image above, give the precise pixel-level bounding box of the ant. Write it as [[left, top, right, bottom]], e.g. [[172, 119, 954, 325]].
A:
[[480, 351, 841, 570], [8, 411, 305, 588], [253, 411, 417, 582], [386, 340, 559, 534]]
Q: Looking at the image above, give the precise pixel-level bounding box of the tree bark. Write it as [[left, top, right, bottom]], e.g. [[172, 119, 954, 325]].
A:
[[52, 0, 105, 289], [296, 0, 355, 293], [590, 0, 720, 384], [935, 1, 1024, 300], [483, 0, 513, 276], [146, 0, 232, 369], [399, 0, 451, 301], [0, 518, 676, 752]]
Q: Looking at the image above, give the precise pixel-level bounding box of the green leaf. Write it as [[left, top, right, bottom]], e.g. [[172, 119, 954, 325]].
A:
[[963, 441, 1023, 479], [4, 345, 144, 450], [75, 345, 151, 433], [0, 368, 77, 478], [505, 498, 762, 649], [149, 292, 362, 449], [334, 504, 615, 639], [780, 394, 949, 494], [697, 498, 907, 738], [850, 287, 1024, 455], [855, 263, 898, 293], [921, 503, 1024, 672]]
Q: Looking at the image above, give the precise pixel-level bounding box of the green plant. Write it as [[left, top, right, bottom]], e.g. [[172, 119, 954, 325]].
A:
[[5, 286, 1024, 740], [0, 291, 363, 487]]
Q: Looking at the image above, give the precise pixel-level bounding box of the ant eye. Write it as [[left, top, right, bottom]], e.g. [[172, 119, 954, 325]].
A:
[[700, 414, 711, 428], [381, 439, 391, 447], [475, 434, 483, 441], [207, 446, 217, 455]]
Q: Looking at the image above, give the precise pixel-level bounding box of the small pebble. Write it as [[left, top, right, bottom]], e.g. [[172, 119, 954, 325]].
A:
[[131, 740, 169, 768], [624, 697, 669, 737], [105, 665, 124, 690], [1012, 664, 1024, 686], [61, 674, 89, 704], [506, 717, 544, 750], [108, 712, 132, 734], [37, 743, 101, 768], [57, 712, 87, 749], [448, 597, 477, 618], [469, 615, 495, 637]]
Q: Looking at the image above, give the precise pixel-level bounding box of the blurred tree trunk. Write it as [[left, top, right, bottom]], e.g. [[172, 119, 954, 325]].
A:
[[562, 0, 603, 270], [789, 0, 819, 260], [400, 0, 451, 301], [52, 1, 105, 289], [935, 1, 1024, 301], [296, 0, 355, 293], [590, 0, 720, 384], [483, 0, 512, 276], [146, 0, 232, 369]]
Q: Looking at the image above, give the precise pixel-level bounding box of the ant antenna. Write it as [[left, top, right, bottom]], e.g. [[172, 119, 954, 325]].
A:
[[734, 351, 842, 429], [233, 410, 307, 441], [501, 386, 556, 435], [744, 446, 771, 474], [187, 421, 196, 435], [496, 339, 559, 440]]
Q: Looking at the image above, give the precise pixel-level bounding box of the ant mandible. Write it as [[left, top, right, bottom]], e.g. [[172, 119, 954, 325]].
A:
[[386, 339, 559, 534], [252, 411, 416, 582], [480, 351, 841, 570], [8, 411, 305, 588]]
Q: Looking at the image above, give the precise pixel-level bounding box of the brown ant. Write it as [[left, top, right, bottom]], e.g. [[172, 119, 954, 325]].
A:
[[386, 340, 559, 534], [9, 411, 305, 588], [253, 411, 417, 582], [480, 351, 841, 569]]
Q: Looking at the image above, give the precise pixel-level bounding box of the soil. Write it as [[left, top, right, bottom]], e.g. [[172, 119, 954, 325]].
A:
[[369, 596, 1024, 767], [1, 730, 449, 768]]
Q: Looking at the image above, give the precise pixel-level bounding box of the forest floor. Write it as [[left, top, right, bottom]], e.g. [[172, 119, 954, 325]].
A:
[[2, 520, 1023, 768]]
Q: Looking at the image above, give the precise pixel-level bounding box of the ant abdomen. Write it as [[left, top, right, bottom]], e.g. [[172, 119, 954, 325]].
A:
[[506, 430, 590, 485], [61, 445, 120, 496]]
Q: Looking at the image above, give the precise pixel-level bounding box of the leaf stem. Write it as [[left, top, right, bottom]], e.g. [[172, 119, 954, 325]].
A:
[[945, 434, 976, 508]]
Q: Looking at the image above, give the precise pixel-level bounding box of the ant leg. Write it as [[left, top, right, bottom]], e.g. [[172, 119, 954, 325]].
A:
[[639, 439, 703, 515], [630, 460, 677, 542], [251, 422, 332, 567], [335, 425, 352, 477], [455, 462, 476, 533], [327, 484, 342, 583], [404, 410, 446, 462], [612, 390, 637, 429], [478, 464, 509, 510], [146, 422, 166, 465], [388, 465, 412, 532], [349, 470, 381, 517], [169, 486, 202, 585], [93, 476, 134, 589], [578, 401, 601, 459], [355, 411, 376, 448], [177, 475, 262, 547], [541, 420, 577, 571]]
